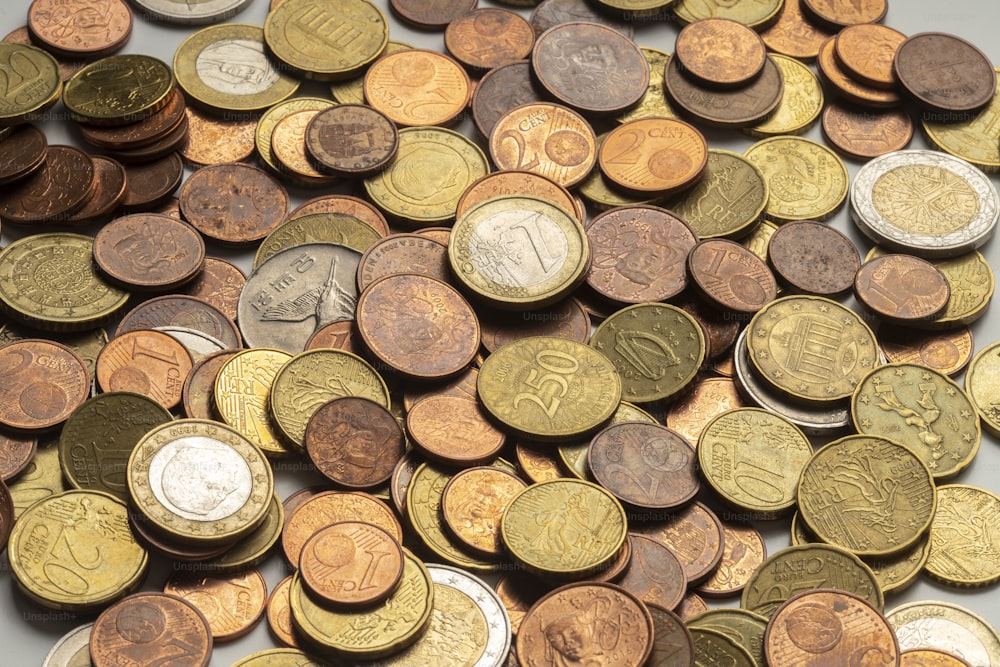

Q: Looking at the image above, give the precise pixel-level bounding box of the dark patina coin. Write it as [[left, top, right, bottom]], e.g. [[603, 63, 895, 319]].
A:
[[179, 163, 289, 245], [0, 145, 94, 224], [94, 213, 205, 292], [767, 220, 860, 296], [62, 156, 129, 225], [665, 54, 784, 128], [305, 104, 398, 177], [894, 32, 997, 118], [471, 60, 545, 139], [115, 294, 242, 351], [0, 123, 46, 185], [121, 152, 184, 212]]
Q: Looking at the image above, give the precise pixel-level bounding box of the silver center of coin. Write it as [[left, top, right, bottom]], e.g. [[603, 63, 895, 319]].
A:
[[147, 436, 253, 521], [196, 38, 280, 95], [469, 210, 569, 288]]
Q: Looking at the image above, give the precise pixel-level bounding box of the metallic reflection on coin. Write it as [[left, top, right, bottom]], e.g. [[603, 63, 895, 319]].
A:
[[41, 623, 92, 667], [131, 0, 253, 24]]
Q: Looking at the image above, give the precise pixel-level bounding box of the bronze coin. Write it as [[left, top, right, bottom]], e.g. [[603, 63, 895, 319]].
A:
[[471, 60, 545, 139], [2, 25, 85, 81], [821, 102, 913, 159], [121, 152, 184, 212], [759, 0, 834, 61], [854, 253, 951, 324], [163, 570, 268, 642], [152, 196, 181, 219], [674, 294, 741, 360], [402, 365, 479, 412], [665, 54, 784, 128], [616, 533, 686, 612], [79, 88, 187, 150], [0, 430, 36, 481], [406, 395, 506, 467], [390, 0, 477, 29], [179, 257, 246, 322], [441, 465, 528, 558], [389, 450, 421, 517], [356, 274, 480, 382], [816, 36, 901, 109], [599, 117, 708, 197], [0, 477, 13, 552], [305, 396, 405, 489], [632, 502, 725, 586], [0, 123, 46, 185], [646, 603, 696, 665], [802, 0, 887, 28], [694, 521, 768, 598], [109, 114, 190, 164], [529, 0, 634, 40], [687, 238, 778, 315], [893, 32, 997, 117], [900, 649, 975, 667], [834, 23, 907, 90], [495, 573, 544, 636], [0, 339, 89, 433], [532, 21, 649, 116], [115, 294, 242, 351], [664, 376, 744, 447], [181, 349, 236, 420], [879, 325, 974, 377], [0, 145, 95, 224], [674, 18, 767, 88], [291, 193, 390, 238], [96, 329, 193, 411], [445, 8, 535, 73], [305, 104, 398, 177], [90, 592, 212, 667], [585, 205, 698, 304], [305, 320, 361, 354], [266, 575, 299, 648], [676, 592, 710, 620], [583, 533, 633, 585], [767, 220, 860, 296], [479, 297, 591, 354], [179, 106, 257, 167], [457, 170, 581, 225], [94, 213, 205, 292], [27, 0, 133, 59], [179, 163, 289, 246], [62, 155, 128, 225], [364, 49, 472, 128], [588, 422, 700, 511], [357, 233, 451, 293]]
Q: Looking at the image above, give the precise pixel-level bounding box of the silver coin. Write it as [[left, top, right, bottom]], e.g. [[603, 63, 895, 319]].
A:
[[238, 243, 362, 354], [156, 325, 232, 362], [733, 327, 850, 437], [42, 623, 92, 667], [851, 149, 1000, 258], [888, 601, 1000, 666], [129, 0, 254, 25]]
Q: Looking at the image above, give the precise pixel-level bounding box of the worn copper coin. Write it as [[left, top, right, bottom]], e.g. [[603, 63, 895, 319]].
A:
[[0, 145, 94, 224], [96, 329, 193, 411], [304, 321, 361, 354], [767, 220, 860, 296], [79, 88, 186, 150], [0, 431, 36, 482], [695, 522, 767, 598], [821, 103, 913, 159], [116, 294, 241, 351], [835, 23, 907, 90], [445, 7, 534, 72], [356, 233, 450, 293], [0, 339, 90, 433], [532, 21, 648, 116], [121, 152, 184, 212], [441, 466, 527, 558], [688, 238, 778, 315], [305, 104, 398, 177], [599, 117, 708, 197], [270, 109, 338, 184], [179, 106, 257, 167], [163, 570, 267, 642], [28, 0, 133, 59], [179, 257, 245, 322], [675, 18, 767, 88], [665, 54, 784, 128], [181, 349, 235, 420], [179, 163, 289, 245], [802, 0, 887, 27], [62, 155, 128, 225], [290, 194, 389, 238], [759, 0, 834, 61], [0, 123, 46, 185], [530, 0, 634, 39], [479, 298, 591, 354], [406, 395, 506, 467], [457, 170, 581, 225], [90, 592, 212, 667], [816, 36, 901, 109], [616, 533, 686, 611], [390, 0, 477, 28], [854, 254, 951, 324], [266, 575, 298, 648], [632, 502, 725, 586], [471, 60, 545, 140], [305, 396, 404, 489], [893, 32, 997, 117], [93, 213, 205, 292], [665, 376, 743, 447]]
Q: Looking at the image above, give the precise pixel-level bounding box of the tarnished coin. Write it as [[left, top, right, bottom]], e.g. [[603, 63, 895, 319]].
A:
[[96, 329, 193, 411], [0, 430, 36, 482], [854, 254, 951, 325], [665, 376, 743, 446], [924, 485, 1000, 588], [130, 0, 252, 24], [180, 163, 289, 246], [292, 193, 389, 236], [407, 395, 506, 467], [760, 0, 834, 61], [632, 501, 725, 586], [93, 213, 204, 292], [695, 522, 767, 598], [180, 107, 256, 167], [305, 396, 404, 489], [675, 18, 767, 88], [665, 54, 784, 129], [480, 298, 591, 354], [65, 54, 174, 125], [270, 109, 338, 184], [816, 35, 901, 109], [357, 233, 450, 293], [0, 145, 94, 224], [802, 0, 887, 27], [121, 152, 184, 213], [163, 569, 267, 642], [90, 592, 212, 667], [530, 0, 634, 39], [445, 7, 534, 73], [305, 321, 361, 354], [893, 32, 996, 117], [880, 326, 974, 376], [390, 0, 476, 28], [744, 136, 849, 223], [888, 601, 1000, 665], [614, 533, 686, 611], [0, 124, 46, 185], [687, 238, 778, 315], [305, 104, 398, 177], [599, 117, 708, 196], [28, 0, 132, 58], [441, 466, 527, 559], [116, 294, 241, 351], [0, 339, 90, 433], [835, 23, 907, 90], [690, 627, 756, 667], [61, 155, 128, 226], [179, 257, 245, 322], [767, 219, 860, 296], [78, 87, 185, 151], [471, 60, 547, 140]]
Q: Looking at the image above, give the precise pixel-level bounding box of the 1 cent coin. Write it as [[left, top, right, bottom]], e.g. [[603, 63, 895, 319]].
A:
[[96, 330, 193, 411], [93, 213, 205, 292], [444, 8, 534, 73], [687, 238, 778, 315], [854, 254, 951, 325], [163, 570, 267, 642]]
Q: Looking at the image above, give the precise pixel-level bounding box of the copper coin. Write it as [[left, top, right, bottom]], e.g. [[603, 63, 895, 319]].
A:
[[115, 294, 241, 351], [62, 155, 128, 225], [471, 60, 545, 139], [664, 375, 744, 447], [0, 478, 13, 552], [495, 573, 543, 636], [632, 501, 725, 586], [305, 104, 398, 177], [893, 32, 997, 117], [357, 233, 450, 293], [79, 88, 187, 150], [0, 123, 46, 185], [0, 430, 36, 481], [441, 466, 528, 558], [599, 117, 708, 197], [291, 194, 390, 238], [270, 109, 337, 184], [585, 205, 697, 304], [402, 365, 478, 412], [90, 592, 212, 667], [532, 21, 649, 116], [305, 396, 405, 489], [305, 320, 361, 354], [282, 490, 402, 566], [356, 274, 480, 382], [835, 23, 907, 90], [879, 325, 974, 377], [266, 575, 299, 648], [163, 570, 267, 642], [457, 170, 581, 225], [390, 0, 477, 29], [514, 442, 565, 484], [94, 213, 205, 292], [298, 521, 404, 609], [2, 25, 85, 81], [821, 102, 913, 160], [665, 54, 784, 128], [583, 533, 633, 585], [179, 257, 246, 322], [675, 18, 767, 88], [759, 0, 834, 61], [765, 589, 898, 667], [517, 582, 654, 667], [854, 254, 951, 324], [616, 533, 686, 611], [281, 486, 323, 535], [802, 0, 887, 27], [646, 603, 696, 666], [588, 422, 700, 511], [444, 8, 535, 73], [900, 649, 974, 667], [479, 297, 591, 354], [676, 593, 710, 620], [96, 329, 193, 410], [181, 349, 236, 420], [0, 145, 95, 224], [363, 49, 472, 128], [121, 152, 184, 212], [674, 294, 741, 360], [687, 238, 778, 315], [816, 36, 901, 109], [0, 339, 89, 432], [767, 220, 860, 296], [695, 521, 767, 598], [179, 163, 289, 246], [406, 395, 506, 467], [179, 106, 257, 167], [389, 450, 421, 517], [109, 114, 190, 164], [27, 0, 133, 59], [153, 197, 181, 219], [529, 0, 634, 40]]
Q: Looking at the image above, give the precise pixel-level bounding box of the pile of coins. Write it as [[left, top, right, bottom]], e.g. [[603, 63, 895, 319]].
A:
[[2, 0, 1000, 665]]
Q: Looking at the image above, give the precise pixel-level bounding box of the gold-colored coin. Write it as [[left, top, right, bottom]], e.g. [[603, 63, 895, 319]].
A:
[[264, 0, 388, 81], [698, 408, 812, 519], [747, 54, 824, 138], [742, 219, 778, 262], [923, 69, 1000, 173], [666, 149, 768, 239], [215, 348, 295, 458], [966, 339, 1000, 438], [596, 0, 675, 20], [690, 627, 757, 667], [8, 489, 147, 611], [925, 484, 1000, 588], [673, 0, 783, 28], [127, 419, 274, 547], [254, 212, 382, 269], [204, 492, 284, 573], [744, 136, 849, 222], [449, 195, 590, 310], [500, 478, 627, 579], [364, 49, 471, 127], [330, 40, 412, 104], [617, 48, 681, 124], [478, 336, 621, 442], [0, 233, 130, 332], [558, 401, 658, 480], [687, 609, 767, 667], [289, 548, 433, 659], [9, 441, 66, 519], [746, 295, 880, 404], [590, 302, 705, 403], [852, 363, 980, 480], [230, 649, 325, 666], [174, 23, 300, 114], [364, 126, 490, 226], [64, 54, 174, 125], [268, 348, 390, 450], [798, 434, 936, 558], [255, 97, 335, 178], [0, 42, 61, 126]]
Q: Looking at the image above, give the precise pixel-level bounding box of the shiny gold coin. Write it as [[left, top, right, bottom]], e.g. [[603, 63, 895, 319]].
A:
[[64, 54, 174, 125], [0, 42, 61, 126], [747, 54, 824, 138], [478, 336, 621, 442], [744, 136, 849, 222], [925, 484, 1000, 588], [364, 49, 471, 127], [214, 348, 294, 458]]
